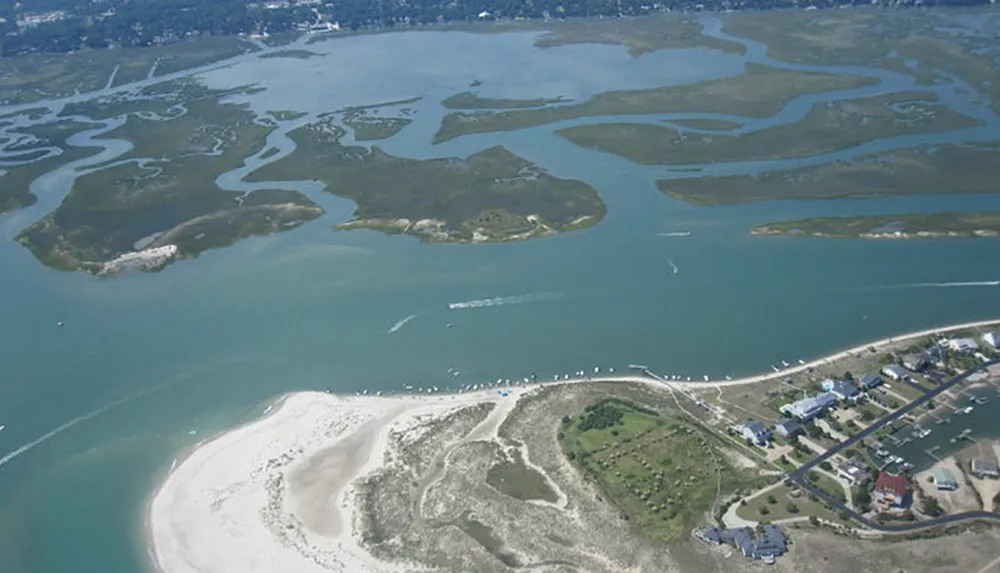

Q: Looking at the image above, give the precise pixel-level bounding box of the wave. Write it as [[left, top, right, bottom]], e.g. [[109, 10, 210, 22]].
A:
[[388, 313, 420, 334], [0, 382, 169, 469], [448, 292, 557, 310], [667, 258, 679, 275], [657, 232, 691, 237]]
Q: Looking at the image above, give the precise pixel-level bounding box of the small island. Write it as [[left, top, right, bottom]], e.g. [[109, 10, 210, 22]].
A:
[[751, 211, 1000, 239], [249, 117, 605, 243]]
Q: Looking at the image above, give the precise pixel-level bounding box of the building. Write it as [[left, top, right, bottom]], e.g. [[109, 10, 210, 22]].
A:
[[836, 457, 871, 486], [901, 353, 930, 372], [923, 345, 946, 366], [779, 392, 837, 421], [774, 418, 802, 439], [931, 467, 958, 490], [858, 372, 882, 390], [982, 331, 1000, 349], [971, 458, 1000, 479], [881, 364, 908, 381], [823, 379, 861, 402], [947, 338, 979, 353], [700, 525, 787, 563], [874, 472, 910, 508], [740, 419, 772, 446]]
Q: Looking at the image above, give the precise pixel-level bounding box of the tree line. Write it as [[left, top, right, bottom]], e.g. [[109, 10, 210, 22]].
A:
[[1, 0, 992, 57]]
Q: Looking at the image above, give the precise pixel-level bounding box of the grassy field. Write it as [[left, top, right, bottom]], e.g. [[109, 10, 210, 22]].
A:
[[441, 92, 568, 110], [0, 119, 102, 213], [556, 92, 980, 165], [249, 117, 605, 243], [736, 484, 844, 523], [751, 211, 1000, 239], [560, 398, 766, 541], [258, 49, 323, 60], [342, 110, 412, 141], [721, 8, 1000, 113], [433, 64, 877, 143], [659, 142, 1000, 205], [17, 95, 321, 271], [0, 36, 252, 106]]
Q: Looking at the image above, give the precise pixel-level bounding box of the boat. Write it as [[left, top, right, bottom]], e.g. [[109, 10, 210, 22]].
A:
[[770, 365, 780, 372], [703, 375, 710, 382], [781, 360, 790, 368], [57, 321, 65, 327], [404, 384, 413, 390], [725, 375, 733, 381], [0, 425, 5, 432], [446, 323, 454, 328], [797, 359, 805, 365]]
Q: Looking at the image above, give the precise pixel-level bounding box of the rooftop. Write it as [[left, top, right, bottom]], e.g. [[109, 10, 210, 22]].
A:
[[875, 472, 909, 495]]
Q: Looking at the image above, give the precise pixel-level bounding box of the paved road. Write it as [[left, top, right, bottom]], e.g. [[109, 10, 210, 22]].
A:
[[787, 360, 1000, 532]]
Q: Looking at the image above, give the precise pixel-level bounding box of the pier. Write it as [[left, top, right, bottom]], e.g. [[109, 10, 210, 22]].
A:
[[925, 445, 942, 462]]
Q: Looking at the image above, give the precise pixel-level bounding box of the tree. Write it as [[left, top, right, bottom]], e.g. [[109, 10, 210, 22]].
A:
[[766, 494, 777, 504], [819, 461, 833, 471], [837, 510, 850, 521], [759, 505, 770, 515], [561, 415, 571, 424], [920, 496, 943, 517], [787, 502, 800, 514], [808, 515, 820, 526]]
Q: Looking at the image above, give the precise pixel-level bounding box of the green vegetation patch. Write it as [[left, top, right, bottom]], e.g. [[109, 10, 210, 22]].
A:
[[342, 110, 412, 141], [0, 36, 252, 106], [442, 92, 568, 110], [533, 13, 746, 57], [561, 398, 763, 541], [259, 49, 323, 60], [434, 64, 878, 143], [752, 211, 1000, 239], [0, 119, 102, 213], [485, 449, 559, 503], [557, 92, 980, 165], [660, 143, 1000, 205], [735, 484, 844, 523], [248, 117, 605, 243], [17, 95, 321, 272]]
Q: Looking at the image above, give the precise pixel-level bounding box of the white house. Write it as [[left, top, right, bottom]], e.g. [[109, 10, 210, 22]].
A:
[[948, 338, 979, 353], [881, 364, 908, 381], [739, 419, 772, 446], [982, 331, 1000, 349]]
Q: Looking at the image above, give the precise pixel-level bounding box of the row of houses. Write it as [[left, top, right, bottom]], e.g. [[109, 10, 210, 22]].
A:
[[735, 417, 804, 446], [883, 333, 1000, 381]]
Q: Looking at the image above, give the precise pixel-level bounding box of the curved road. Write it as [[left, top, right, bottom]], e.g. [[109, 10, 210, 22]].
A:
[[786, 360, 1000, 532]]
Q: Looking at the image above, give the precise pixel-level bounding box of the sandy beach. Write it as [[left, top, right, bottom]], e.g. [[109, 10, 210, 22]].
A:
[[147, 318, 1000, 573]]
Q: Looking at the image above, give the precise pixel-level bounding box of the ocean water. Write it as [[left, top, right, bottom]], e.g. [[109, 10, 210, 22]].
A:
[[1, 14, 1000, 573]]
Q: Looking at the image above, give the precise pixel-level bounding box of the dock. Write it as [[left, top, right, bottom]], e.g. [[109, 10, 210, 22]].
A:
[[925, 445, 942, 462]]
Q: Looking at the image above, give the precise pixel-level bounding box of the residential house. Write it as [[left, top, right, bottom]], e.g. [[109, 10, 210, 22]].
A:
[[874, 472, 910, 508], [779, 392, 837, 421], [982, 331, 1000, 349], [836, 457, 871, 486], [774, 418, 802, 439], [931, 467, 958, 490], [698, 525, 787, 563], [740, 419, 772, 446], [881, 364, 909, 381], [923, 345, 946, 367], [971, 458, 1000, 479], [858, 372, 882, 390], [901, 353, 929, 372], [947, 338, 979, 353], [823, 379, 861, 402]]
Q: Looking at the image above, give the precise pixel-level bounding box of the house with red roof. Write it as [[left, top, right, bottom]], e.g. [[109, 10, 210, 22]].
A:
[[874, 472, 910, 508]]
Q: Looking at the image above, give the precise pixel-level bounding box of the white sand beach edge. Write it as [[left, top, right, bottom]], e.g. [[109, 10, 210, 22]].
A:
[[147, 318, 1000, 573]]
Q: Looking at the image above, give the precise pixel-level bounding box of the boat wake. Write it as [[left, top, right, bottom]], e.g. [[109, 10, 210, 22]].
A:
[[448, 292, 558, 310], [0, 382, 169, 469], [657, 232, 691, 237], [871, 281, 1000, 290], [388, 313, 420, 334], [667, 258, 679, 275]]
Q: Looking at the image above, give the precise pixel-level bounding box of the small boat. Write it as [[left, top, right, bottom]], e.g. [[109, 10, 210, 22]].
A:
[[446, 323, 454, 328], [771, 365, 780, 372], [797, 359, 805, 365], [703, 375, 710, 382], [781, 360, 790, 368], [0, 425, 5, 432], [725, 375, 733, 381], [57, 321, 65, 327]]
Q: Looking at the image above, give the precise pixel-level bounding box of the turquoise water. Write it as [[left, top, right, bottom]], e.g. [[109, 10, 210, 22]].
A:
[[1, 15, 1000, 573]]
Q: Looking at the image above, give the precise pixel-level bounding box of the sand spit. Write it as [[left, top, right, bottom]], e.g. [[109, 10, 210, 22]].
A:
[[148, 318, 1000, 573]]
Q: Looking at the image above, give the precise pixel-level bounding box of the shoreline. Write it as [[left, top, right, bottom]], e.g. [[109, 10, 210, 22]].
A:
[[145, 317, 1000, 573]]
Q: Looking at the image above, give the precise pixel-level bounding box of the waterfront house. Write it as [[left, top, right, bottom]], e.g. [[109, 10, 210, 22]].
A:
[[825, 379, 861, 402], [931, 467, 958, 490], [779, 392, 837, 421], [740, 419, 772, 446], [874, 472, 910, 507], [923, 345, 946, 367], [858, 372, 883, 390], [881, 364, 909, 381], [947, 338, 979, 353], [774, 418, 802, 439], [982, 331, 1000, 349], [836, 457, 871, 486], [901, 353, 930, 372], [971, 458, 1000, 479], [698, 525, 787, 563]]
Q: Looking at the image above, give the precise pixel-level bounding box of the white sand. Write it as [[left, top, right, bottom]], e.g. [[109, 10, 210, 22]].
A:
[[148, 318, 1000, 573]]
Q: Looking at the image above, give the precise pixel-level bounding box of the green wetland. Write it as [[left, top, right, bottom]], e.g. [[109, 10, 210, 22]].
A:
[[1, 8, 1000, 573]]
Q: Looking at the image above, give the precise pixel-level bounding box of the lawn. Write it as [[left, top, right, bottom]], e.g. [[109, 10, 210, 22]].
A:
[[561, 399, 766, 541], [736, 484, 845, 523]]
